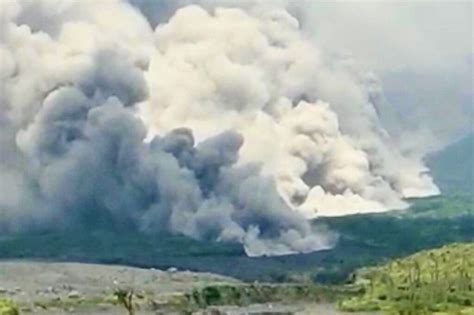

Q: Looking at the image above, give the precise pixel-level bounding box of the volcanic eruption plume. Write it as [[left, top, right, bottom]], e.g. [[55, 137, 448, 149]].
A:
[[0, 0, 439, 256]]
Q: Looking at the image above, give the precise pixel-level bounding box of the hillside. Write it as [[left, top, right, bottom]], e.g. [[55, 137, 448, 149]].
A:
[[427, 133, 474, 193], [339, 242, 474, 314]]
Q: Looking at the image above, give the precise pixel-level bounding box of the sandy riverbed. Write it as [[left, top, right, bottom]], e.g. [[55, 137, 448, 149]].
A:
[[0, 261, 378, 314]]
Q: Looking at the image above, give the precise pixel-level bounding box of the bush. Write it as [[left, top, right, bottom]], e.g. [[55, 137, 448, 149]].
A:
[[0, 299, 19, 315]]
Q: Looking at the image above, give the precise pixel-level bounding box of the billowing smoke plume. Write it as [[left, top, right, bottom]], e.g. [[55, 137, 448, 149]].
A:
[[0, 0, 438, 256], [139, 4, 439, 216]]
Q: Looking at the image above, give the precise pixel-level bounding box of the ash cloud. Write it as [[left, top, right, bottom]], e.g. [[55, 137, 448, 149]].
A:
[[0, 0, 441, 256], [0, 0, 336, 256], [139, 4, 439, 216]]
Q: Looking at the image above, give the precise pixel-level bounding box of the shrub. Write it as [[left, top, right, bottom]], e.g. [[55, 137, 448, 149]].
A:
[[0, 299, 19, 315]]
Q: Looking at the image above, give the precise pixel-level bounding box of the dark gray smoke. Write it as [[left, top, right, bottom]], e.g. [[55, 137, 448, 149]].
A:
[[1, 0, 447, 256], [0, 2, 334, 255]]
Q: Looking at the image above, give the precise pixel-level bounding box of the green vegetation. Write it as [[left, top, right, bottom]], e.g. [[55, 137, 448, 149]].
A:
[[0, 299, 18, 315], [114, 288, 136, 315], [0, 193, 471, 284], [14, 283, 356, 314], [30, 294, 117, 312], [2, 243, 473, 314], [154, 283, 360, 313], [406, 193, 473, 219], [338, 242, 474, 314], [312, 192, 473, 283], [187, 283, 355, 308]]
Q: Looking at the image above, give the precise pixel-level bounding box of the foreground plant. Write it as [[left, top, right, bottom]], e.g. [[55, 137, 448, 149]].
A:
[[0, 299, 19, 315], [114, 288, 136, 315]]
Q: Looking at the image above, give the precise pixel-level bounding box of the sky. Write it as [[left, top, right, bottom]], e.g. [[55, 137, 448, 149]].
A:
[[296, 1, 472, 149]]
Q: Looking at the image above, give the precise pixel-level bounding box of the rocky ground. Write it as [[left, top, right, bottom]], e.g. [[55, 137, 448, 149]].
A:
[[0, 261, 377, 314]]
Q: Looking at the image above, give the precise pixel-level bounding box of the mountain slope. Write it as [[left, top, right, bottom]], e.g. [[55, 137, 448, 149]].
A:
[[339, 242, 474, 314], [426, 133, 474, 193]]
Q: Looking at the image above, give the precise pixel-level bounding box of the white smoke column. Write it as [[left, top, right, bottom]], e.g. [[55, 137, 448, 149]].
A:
[[141, 5, 439, 217]]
